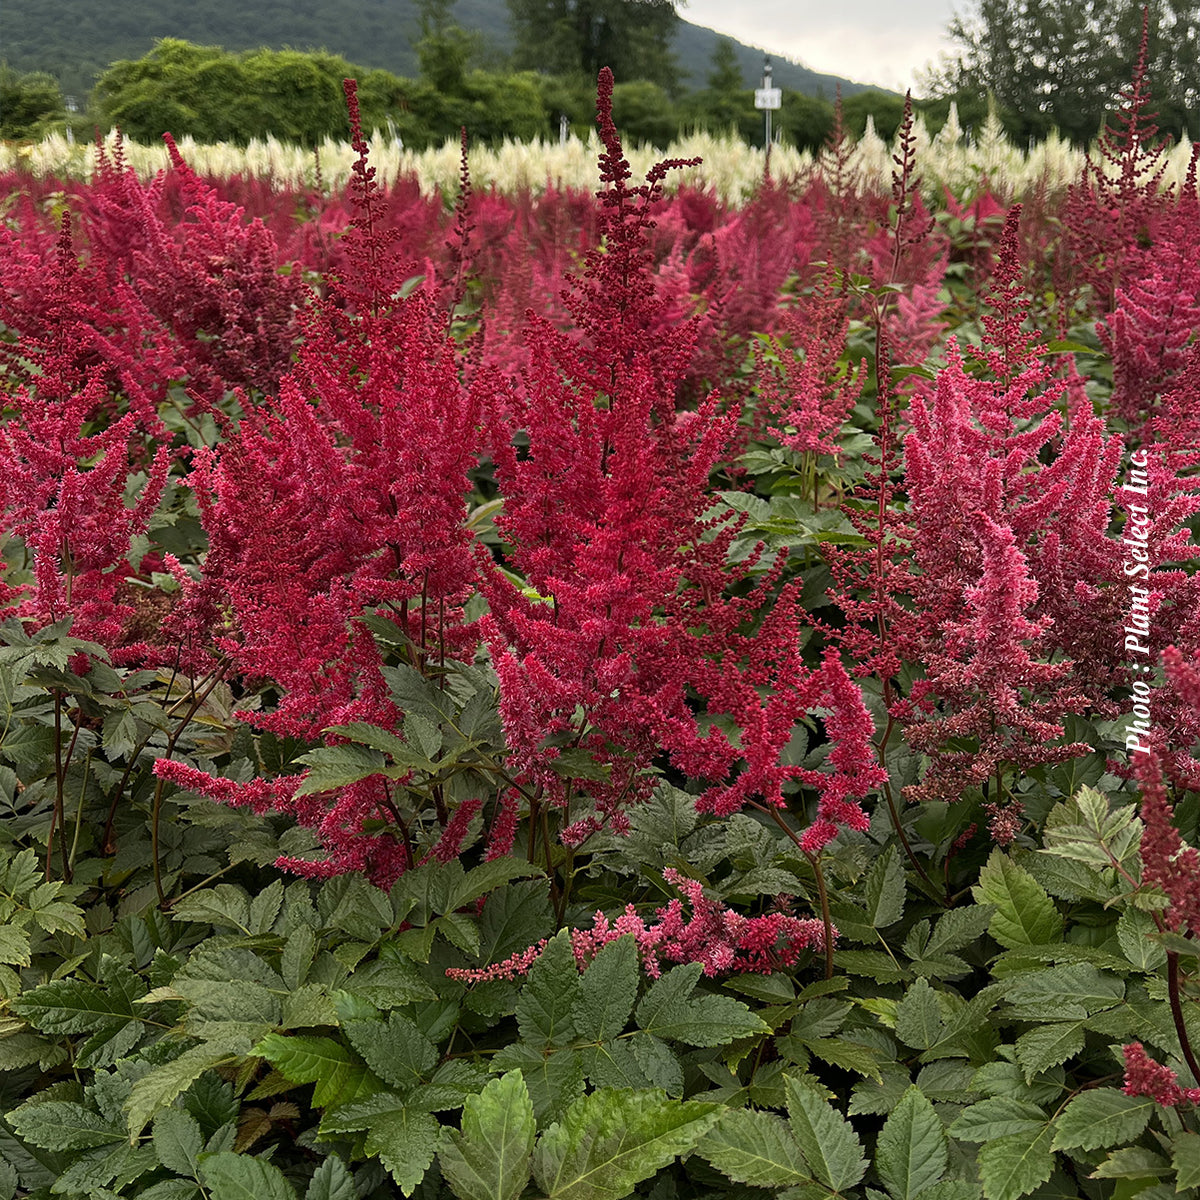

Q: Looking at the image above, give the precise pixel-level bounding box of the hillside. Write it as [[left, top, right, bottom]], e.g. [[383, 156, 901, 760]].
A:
[[8, 0, 884, 103]]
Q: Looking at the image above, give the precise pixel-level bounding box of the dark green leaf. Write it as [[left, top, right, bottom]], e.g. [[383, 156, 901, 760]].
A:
[[1051, 1088, 1154, 1151], [875, 1086, 947, 1200], [975, 1127, 1055, 1200], [152, 1107, 204, 1175], [635, 963, 769, 1047], [1172, 1131, 1200, 1192], [785, 1076, 867, 1192], [304, 1156, 357, 1200], [951, 1098, 1047, 1142], [972, 852, 1062, 949], [576, 936, 638, 1043], [895, 978, 943, 1051], [254, 1033, 379, 1109], [344, 1012, 438, 1091], [698, 1109, 813, 1189], [8, 1101, 125, 1152], [532, 1090, 720, 1200], [516, 930, 580, 1048], [438, 1071, 535, 1200], [864, 845, 906, 928], [199, 1151, 297, 1200]]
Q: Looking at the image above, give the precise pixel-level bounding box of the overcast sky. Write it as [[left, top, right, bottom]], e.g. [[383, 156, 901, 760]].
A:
[[683, 0, 961, 94]]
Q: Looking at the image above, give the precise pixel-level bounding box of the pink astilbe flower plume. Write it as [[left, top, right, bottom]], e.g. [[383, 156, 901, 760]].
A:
[[447, 868, 831, 984], [839, 207, 1111, 817], [757, 272, 864, 459]]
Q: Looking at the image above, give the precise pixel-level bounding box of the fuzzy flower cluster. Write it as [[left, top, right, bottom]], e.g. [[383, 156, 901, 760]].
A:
[[1135, 754, 1200, 937], [446, 868, 830, 985], [1122, 1042, 1200, 1107]]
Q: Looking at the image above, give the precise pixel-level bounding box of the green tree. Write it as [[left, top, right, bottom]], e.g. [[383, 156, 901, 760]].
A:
[[507, 0, 680, 89], [925, 0, 1200, 143], [414, 0, 478, 93], [610, 79, 678, 146], [841, 90, 906, 141], [0, 65, 66, 139], [688, 38, 752, 135], [778, 90, 835, 151]]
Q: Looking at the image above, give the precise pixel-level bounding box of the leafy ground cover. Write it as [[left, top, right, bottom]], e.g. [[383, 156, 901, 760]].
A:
[[1, 35, 1200, 1200]]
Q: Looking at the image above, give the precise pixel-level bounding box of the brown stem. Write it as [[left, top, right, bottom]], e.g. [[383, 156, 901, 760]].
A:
[[759, 804, 835, 979], [1167, 951, 1200, 1086], [154, 660, 231, 909], [45, 693, 64, 881]]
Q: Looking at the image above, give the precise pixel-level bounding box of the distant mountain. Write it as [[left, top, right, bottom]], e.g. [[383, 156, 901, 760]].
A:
[[7, 0, 886, 103]]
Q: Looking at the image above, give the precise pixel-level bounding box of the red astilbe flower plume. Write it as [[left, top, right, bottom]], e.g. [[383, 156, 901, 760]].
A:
[[1099, 240, 1200, 432], [1122, 1042, 1200, 1107], [481, 70, 884, 847], [156, 83, 484, 886], [0, 214, 171, 660], [76, 133, 303, 412], [1111, 351, 1200, 788]]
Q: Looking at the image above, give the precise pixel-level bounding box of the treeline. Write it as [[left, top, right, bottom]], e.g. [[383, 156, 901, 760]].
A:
[[3, 38, 919, 151]]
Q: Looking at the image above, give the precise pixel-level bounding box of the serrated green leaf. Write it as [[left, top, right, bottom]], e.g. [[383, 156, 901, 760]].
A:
[[973, 851, 1062, 949], [790, 998, 851, 1042], [975, 1126, 1055, 1200], [576, 936, 638, 1043], [344, 1012, 438, 1091], [152, 1107, 203, 1175], [896, 978, 943, 1051], [1005, 964, 1124, 1019], [580, 1037, 650, 1090], [629, 1034, 683, 1097], [172, 886, 253, 932], [1013, 1022, 1086, 1080], [532, 1089, 720, 1200], [126, 1044, 246, 1137], [698, 1109, 813, 1189], [474, 880, 554, 968], [304, 1156, 356, 1200], [864, 845, 906, 928], [635, 963, 769, 1047], [324, 1097, 439, 1195], [1172, 1131, 1200, 1191], [834, 949, 910, 982], [1088, 1146, 1170, 1179], [491, 1043, 584, 1126], [875, 1086, 948, 1200], [0, 924, 30, 966], [951, 1097, 1048, 1142], [516, 930, 580, 1048], [199, 1151, 297, 1200], [438, 1070, 535, 1200], [926, 905, 994, 958], [1051, 1088, 1154, 1151], [14, 964, 145, 1042], [295, 743, 391, 795], [8, 1100, 125, 1151], [804, 1037, 884, 1081], [1117, 908, 1167, 971], [785, 1075, 867, 1192], [254, 1033, 378, 1109]]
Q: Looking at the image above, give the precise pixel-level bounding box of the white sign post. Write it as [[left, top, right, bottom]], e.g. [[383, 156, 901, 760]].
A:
[[754, 59, 781, 146]]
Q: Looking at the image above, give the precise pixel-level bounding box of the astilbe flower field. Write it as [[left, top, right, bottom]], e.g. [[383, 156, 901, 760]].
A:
[[1, 42, 1200, 1200]]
